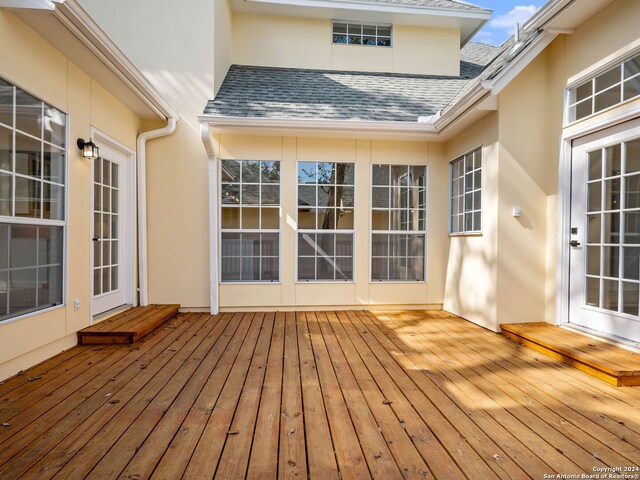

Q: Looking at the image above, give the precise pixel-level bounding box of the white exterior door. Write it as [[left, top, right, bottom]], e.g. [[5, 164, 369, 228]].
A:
[[569, 119, 640, 342], [91, 138, 133, 316]]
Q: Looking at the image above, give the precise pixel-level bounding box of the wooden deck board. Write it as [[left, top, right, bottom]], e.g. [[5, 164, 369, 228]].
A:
[[77, 304, 180, 345], [501, 322, 640, 385], [1, 310, 639, 479]]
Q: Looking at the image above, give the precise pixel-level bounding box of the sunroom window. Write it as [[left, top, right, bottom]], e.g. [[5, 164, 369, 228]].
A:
[[0, 76, 66, 322], [332, 21, 392, 47], [371, 164, 427, 282], [568, 53, 640, 122], [450, 148, 482, 234], [297, 162, 355, 281], [220, 160, 280, 282]]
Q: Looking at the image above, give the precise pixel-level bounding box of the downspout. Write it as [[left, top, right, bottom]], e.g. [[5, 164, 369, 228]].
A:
[[136, 117, 177, 306]]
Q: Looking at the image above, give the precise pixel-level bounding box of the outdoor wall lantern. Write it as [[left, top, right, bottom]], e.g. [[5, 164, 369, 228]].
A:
[[76, 138, 99, 160]]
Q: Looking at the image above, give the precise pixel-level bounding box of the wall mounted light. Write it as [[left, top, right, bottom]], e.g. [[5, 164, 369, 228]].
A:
[[77, 138, 99, 160]]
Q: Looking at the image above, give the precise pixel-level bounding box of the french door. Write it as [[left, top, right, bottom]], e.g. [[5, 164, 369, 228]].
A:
[[91, 139, 133, 316], [569, 119, 640, 342]]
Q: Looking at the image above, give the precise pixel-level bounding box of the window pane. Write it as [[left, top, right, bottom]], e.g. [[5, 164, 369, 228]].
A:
[[242, 184, 259, 205], [371, 257, 388, 281], [627, 139, 640, 173], [603, 279, 618, 311], [622, 281, 639, 316], [348, 24, 362, 35], [575, 81, 592, 103], [15, 176, 40, 218], [0, 172, 11, 216], [586, 277, 599, 307], [10, 224, 37, 268], [0, 79, 12, 128], [43, 105, 65, 148], [377, 26, 391, 37], [317, 163, 334, 184], [595, 67, 621, 92], [377, 38, 391, 47], [261, 185, 279, 205], [588, 150, 602, 180], [242, 160, 260, 183], [43, 183, 64, 220], [333, 23, 347, 34], [624, 78, 640, 101], [241, 207, 260, 229], [221, 184, 240, 205], [298, 185, 316, 207], [333, 34, 347, 44], [625, 175, 640, 209], [372, 164, 389, 185], [221, 232, 240, 256], [221, 160, 240, 182], [9, 268, 37, 316], [317, 209, 335, 229], [15, 89, 41, 138], [298, 257, 315, 281], [363, 25, 376, 36], [221, 207, 240, 229], [261, 207, 279, 229], [336, 209, 354, 229], [298, 208, 316, 229], [595, 86, 622, 113], [624, 55, 640, 78], [43, 144, 64, 184], [372, 187, 389, 208], [262, 257, 279, 281], [261, 161, 280, 183], [605, 144, 621, 177], [348, 36, 362, 45], [15, 132, 41, 178], [363, 36, 376, 46], [0, 224, 7, 269], [623, 247, 640, 280], [0, 126, 11, 171], [298, 162, 316, 183]]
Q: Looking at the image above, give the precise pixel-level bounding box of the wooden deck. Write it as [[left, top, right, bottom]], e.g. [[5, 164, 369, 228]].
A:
[[1, 310, 639, 479], [77, 304, 180, 345], [501, 322, 640, 386]]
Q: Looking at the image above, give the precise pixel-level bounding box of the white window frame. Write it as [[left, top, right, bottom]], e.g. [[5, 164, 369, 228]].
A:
[[449, 147, 482, 235], [369, 164, 428, 283], [0, 75, 69, 325], [331, 20, 392, 48], [218, 159, 281, 284], [566, 48, 640, 125], [296, 160, 356, 283]]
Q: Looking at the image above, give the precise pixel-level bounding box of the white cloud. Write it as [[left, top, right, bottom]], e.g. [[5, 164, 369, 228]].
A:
[[488, 5, 540, 32]]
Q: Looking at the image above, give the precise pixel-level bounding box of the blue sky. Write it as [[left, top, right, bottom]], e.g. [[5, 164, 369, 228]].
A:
[[471, 1, 547, 45]]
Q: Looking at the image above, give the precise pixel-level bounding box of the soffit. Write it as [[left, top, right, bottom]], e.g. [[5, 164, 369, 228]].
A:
[[10, 6, 170, 120]]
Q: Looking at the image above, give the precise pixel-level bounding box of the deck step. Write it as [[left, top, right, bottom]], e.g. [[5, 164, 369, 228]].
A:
[[77, 304, 180, 345], [500, 322, 640, 386]]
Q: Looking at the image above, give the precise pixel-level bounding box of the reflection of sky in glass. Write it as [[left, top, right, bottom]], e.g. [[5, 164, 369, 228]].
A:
[[298, 162, 316, 183]]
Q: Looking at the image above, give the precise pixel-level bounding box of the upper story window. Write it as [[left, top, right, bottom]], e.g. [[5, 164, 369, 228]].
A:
[[220, 160, 280, 282], [332, 21, 392, 47], [568, 53, 640, 123], [371, 164, 427, 282], [297, 162, 355, 282], [450, 147, 482, 234], [0, 76, 67, 322]]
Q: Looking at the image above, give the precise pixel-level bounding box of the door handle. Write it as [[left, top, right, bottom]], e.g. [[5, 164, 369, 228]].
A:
[[569, 240, 580, 247]]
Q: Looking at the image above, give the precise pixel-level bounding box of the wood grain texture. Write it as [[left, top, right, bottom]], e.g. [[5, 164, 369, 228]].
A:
[[0, 311, 638, 480]]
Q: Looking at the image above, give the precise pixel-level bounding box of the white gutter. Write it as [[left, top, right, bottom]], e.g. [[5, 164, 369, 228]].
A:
[[197, 115, 439, 139], [136, 118, 178, 306]]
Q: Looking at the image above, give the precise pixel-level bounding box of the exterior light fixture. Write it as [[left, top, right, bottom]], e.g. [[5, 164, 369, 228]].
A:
[[77, 138, 99, 160]]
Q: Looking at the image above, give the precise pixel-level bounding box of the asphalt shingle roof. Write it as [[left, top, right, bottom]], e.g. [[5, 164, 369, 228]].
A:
[[203, 34, 543, 123]]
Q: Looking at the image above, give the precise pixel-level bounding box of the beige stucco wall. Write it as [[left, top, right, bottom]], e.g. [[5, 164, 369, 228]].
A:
[[443, 0, 640, 332], [444, 113, 499, 331], [214, 0, 233, 95], [214, 135, 447, 310], [232, 12, 460, 76], [0, 10, 143, 380]]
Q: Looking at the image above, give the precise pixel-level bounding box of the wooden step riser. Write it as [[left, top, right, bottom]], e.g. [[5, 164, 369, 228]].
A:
[[501, 330, 640, 387]]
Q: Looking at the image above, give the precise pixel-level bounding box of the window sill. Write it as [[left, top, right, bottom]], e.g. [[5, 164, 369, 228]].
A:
[[220, 282, 281, 285], [369, 281, 427, 284], [295, 281, 355, 285], [0, 303, 65, 327], [449, 232, 483, 237]]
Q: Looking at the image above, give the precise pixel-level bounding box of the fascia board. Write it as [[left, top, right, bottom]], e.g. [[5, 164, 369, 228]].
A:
[[198, 115, 439, 139], [54, 0, 178, 121], [480, 31, 558, 96], [245, 0, 491, 20]]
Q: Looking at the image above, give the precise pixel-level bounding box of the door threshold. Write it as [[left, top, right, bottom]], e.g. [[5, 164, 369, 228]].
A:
[[92, 304, 132, 324], [560, 323, 640, 354]]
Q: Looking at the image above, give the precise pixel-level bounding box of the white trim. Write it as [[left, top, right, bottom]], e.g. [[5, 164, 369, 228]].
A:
[[52, 0, 177, 121], [556, 105, 640, 328], [201, 124, 219, 314], [480, 32, 558, 96], [566, 40, 640, 89], [244, 0, 492, 20], [90, 127, 136, 319]]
